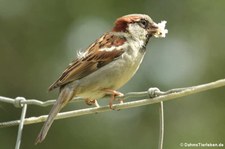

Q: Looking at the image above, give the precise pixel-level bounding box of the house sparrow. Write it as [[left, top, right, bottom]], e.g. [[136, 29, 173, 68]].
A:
[[35, 14, 168, 144]]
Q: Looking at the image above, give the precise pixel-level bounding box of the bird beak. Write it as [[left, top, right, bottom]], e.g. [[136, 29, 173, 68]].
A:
[[148, 21, 168, 38], [148, 22, 158, 33]]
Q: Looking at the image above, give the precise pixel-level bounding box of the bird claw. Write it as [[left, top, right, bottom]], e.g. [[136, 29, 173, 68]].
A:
[[85, 99, 100, 107], [104, 89, 124, 110]]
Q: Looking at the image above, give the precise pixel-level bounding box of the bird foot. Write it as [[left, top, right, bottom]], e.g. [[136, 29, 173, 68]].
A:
[[85, 99, 100, 107], [103, 89, 124, 110]]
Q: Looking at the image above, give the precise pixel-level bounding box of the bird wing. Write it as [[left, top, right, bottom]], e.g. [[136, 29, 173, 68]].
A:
[[48, 33, 127, 91]]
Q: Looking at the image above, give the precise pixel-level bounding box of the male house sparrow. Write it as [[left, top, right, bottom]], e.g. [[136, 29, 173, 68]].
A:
[[35, 14, 168, 144]]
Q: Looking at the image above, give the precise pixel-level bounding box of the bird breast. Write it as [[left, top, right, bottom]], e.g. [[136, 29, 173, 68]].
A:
[[74, 42, 146, 100]]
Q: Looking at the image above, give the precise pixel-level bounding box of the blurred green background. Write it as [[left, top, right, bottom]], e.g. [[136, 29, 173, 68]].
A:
[[0, 0, 225, 149]]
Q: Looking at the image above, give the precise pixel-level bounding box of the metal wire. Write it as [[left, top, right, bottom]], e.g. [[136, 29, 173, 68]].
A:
[[15, 97, 27, 149]]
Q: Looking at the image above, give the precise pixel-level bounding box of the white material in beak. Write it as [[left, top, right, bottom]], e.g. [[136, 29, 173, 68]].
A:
[[153, 21, 168, 38]]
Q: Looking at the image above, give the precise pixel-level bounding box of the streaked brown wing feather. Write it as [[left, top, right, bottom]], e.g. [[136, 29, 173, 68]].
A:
[[48, 33, 126, 91]]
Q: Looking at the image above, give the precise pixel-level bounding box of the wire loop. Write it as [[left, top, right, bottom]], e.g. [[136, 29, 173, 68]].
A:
[[14, 97, 26, 108]]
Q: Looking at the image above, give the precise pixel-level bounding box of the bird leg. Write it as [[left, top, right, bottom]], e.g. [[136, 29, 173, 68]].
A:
[[103, 89, 124, 109], [85, 99, 100, 107]]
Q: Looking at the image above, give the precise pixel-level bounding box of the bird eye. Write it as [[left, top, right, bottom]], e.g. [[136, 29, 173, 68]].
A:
[[139, 19, 148, 28]]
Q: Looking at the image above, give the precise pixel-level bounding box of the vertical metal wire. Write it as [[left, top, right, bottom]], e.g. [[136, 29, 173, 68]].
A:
[[15, 97, 27, 149], [158, 101, 164, 149]]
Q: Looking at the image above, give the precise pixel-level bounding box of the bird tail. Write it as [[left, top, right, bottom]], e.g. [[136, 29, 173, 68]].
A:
[[35, 87, 74, 144]]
